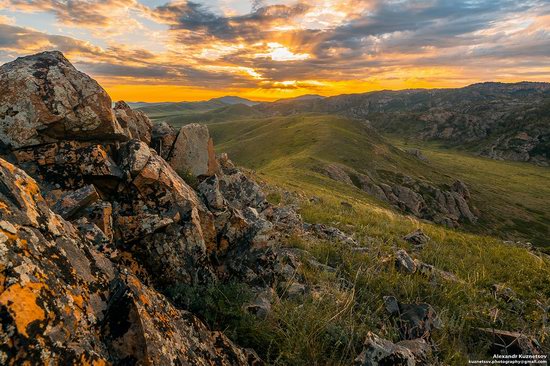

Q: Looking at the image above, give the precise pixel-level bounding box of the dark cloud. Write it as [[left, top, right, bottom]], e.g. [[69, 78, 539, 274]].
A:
[[8, 0, 144, 27], [154, 1, 310, 40], [76, 62, 171, 78], [2, 0, 549, 91], [0, 23, 102, 55]]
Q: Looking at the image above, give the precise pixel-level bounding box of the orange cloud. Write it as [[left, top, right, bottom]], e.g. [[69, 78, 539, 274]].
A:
[[0, 0, 549, 102]]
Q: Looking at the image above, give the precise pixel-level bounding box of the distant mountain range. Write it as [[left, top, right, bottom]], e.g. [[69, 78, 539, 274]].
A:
[[135, 82, 550, 166], [128, 95, 259, 115]]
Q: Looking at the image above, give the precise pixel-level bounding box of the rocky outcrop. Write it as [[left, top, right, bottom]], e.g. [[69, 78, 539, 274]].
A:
[[0, 51, 309, 364], [0, 51, 128, 149], [0, 157, 256, 365], [168, 123, 219, 177], [151, 121, 178, 160], [384, 296, 441, 340], [150, 122, 219, 177], [322, 163, 477, 227], [114, 100, 153, 144], [403, 229, 430, 247], [323, 163, 354, 185]]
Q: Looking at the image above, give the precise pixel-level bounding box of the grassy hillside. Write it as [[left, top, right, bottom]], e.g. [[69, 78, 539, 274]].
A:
[[168, 148, 550, 364], [246, 172, 550, 364], [166, 112, 549, 248], [390, 139, 550, 247], [146, 110, 550, 363]]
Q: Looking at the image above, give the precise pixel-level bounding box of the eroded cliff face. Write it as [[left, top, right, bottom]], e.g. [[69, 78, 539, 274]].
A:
[[0, 51, 303, 365]]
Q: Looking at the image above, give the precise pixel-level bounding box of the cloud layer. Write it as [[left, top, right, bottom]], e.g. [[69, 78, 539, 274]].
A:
[[1, 0, 548, 101]]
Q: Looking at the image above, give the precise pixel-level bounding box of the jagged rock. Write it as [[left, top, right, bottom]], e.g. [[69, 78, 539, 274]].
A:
[[13, 141, 124, 190], [406, 148, 429, 162], [477, 328, 543, 355], [356, 173, 389, 201], [323, 163, 353, 185], [218, 155, 268, 211], [51, 184, 99, 219], [403, 229, 430, 247], [0, 157, 115, 363], [113, 100, 153, 144], [245, 288, 276, 318], [198, 175, 226, 210], [115, 139, 215, 246], [392, 185, 426, 216], [0, 156, 261, 365], [263, 205, 303, 236], [452, 180, 471, 199], [395, 339, 433, 365], [323, 164, 476, 227], [305, 223, 358, 246], [384, 296, 441, 340], [395, 249, 417, 274], [151, 121, 178, 160], [104, 273, 260, 365], [80, 200, 114, 241], [285, 282, 307, 299], [354, 332, 417, 366], [0, 51, 127, 149], [416, 262, 460, 283], [73, 217, 111, 246], [167, 123, 219, 177]]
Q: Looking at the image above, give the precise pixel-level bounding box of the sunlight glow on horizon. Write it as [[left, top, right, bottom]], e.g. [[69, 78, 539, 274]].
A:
[[1, 0, 549, 102]]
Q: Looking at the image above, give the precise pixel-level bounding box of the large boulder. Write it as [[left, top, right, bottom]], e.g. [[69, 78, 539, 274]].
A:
[[0, 51, 127, 149], [114, 100, 153, 145], [0, 157, 116, 363], [12, 141, 124, 191], [0, 157, 260, 365], [167, 123, 219, 177]]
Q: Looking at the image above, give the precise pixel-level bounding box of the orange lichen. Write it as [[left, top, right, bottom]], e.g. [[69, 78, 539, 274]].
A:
[[0, 282, 46, 337], [72, 293, 85, 308], [0, 227, 17, 241], [0, 200, 9, 212], [80, 354, 109, 366], [0, 159, 16, 173]]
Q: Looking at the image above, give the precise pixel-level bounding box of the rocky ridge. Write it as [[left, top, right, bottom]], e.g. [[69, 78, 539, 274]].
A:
[[0, 51, 307, 365], [322, 163, 477, 227]]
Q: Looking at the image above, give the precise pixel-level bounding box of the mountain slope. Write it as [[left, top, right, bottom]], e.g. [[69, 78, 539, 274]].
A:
[[184, 113, 549, 247], [253, 82, 550, 165], [134, 96, 258, 120]]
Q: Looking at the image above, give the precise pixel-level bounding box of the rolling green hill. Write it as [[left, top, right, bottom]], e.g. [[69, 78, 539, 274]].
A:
[[159, 112, 550, 248], [141, 108, 550, 363]]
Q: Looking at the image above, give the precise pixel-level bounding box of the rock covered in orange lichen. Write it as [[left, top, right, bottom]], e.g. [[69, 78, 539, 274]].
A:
[[0, 157, 261, 365]]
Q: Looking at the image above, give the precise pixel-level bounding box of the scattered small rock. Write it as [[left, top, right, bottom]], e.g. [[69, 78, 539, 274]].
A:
[[403, 229, 430, 247], [477, 328, 543, 355], [354, 332, 422, 366], [384, 296, 441, 340], [395, 249, 417, 274]]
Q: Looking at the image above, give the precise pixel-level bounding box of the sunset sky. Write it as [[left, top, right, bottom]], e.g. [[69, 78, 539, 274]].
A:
[[1, 0, 549, 102]]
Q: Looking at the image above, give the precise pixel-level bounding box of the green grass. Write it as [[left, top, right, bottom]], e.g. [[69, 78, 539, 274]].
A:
[[183, 112, 549, 248], [279, 175, 549, 364], [389, 138, 550, 248], [166, 178, 550, 364], [148, 110, 550, 363]]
